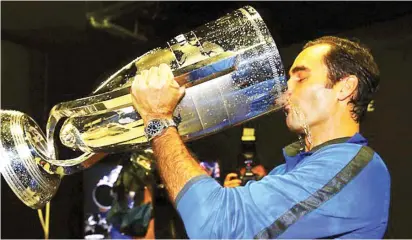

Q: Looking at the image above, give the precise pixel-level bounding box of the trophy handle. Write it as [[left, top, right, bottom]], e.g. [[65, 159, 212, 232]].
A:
[[0, 110, 109, 208], [38, 152, 108, 175]]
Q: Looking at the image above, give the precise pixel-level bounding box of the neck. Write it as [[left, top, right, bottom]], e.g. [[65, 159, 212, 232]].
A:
[[304, 114, 359, 151]]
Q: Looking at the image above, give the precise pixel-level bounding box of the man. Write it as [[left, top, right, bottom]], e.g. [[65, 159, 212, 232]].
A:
[[131, 36, 390, 238]]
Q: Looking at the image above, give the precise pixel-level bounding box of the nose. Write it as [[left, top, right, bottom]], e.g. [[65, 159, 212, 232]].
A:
[[285, 82, 293, 97], [287, 80, 294, 92]]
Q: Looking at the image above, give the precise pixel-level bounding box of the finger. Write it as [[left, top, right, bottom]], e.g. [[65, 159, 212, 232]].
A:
[[148, 66, 160, 88], [160, 63, 173, 84], [131, 75, 144, 110], [159, 64, 170, 87], [141, 70, 149, 84], [227, 180, 241, 185], [225, 173, 238, 181], [132, 74, 144, 95], [230, 179, 242, 185], [135, 70, 149, 90], [224, 181, 234, 188], [168, 69, 178, 87], [225, 180, 241, 188], [224, 174, 231, 181], [144, 67, 156, 86], [225, 173, 235, 182]]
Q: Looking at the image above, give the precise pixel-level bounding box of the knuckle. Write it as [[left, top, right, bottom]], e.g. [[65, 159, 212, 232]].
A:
[[149, 82, 163, 89], [149, 66, 158, 72]]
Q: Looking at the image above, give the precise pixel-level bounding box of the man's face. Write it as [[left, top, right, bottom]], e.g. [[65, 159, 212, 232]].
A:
[[285, 44, 338, 133]]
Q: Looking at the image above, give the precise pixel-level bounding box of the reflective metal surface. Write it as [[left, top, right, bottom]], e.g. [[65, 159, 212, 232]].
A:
[[0, 6, 286, 209], [58, 6, 286, 152], [0, 110, 61, 209]]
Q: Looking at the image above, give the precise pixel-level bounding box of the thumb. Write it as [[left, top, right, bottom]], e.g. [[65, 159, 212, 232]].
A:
[[225, 173, 238, 181]]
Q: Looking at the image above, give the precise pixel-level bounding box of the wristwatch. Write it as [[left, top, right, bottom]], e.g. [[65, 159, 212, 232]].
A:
[[144, 118, 177, 141]]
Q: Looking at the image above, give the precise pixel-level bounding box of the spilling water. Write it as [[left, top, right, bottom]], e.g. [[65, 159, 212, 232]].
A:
[[277, 91, 313, 151]]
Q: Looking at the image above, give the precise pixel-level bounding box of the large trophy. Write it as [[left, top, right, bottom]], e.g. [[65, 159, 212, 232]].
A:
[[0, 6, 286, 209]]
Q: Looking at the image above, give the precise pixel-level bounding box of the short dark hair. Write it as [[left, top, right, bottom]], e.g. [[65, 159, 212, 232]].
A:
[[303, 36, 380, 123]]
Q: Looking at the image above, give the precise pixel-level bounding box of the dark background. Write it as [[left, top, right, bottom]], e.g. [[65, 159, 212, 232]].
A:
[[2, 1, 412, 238]]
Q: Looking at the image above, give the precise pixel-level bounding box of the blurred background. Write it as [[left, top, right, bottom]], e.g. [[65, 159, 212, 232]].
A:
[[2, 1, 412, 238]]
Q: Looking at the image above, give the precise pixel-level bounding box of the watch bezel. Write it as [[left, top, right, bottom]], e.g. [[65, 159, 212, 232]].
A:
[[144, 118, 176, 141]]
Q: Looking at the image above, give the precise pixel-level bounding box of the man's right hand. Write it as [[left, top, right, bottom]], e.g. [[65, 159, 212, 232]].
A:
[[223, 173, 242, 188]]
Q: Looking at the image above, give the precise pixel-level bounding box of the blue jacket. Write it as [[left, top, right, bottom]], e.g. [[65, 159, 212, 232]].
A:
[[176, 133, 390, 238]]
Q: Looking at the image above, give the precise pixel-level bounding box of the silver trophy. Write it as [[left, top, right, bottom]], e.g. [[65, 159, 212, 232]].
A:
[[0, 6, 286, 209]]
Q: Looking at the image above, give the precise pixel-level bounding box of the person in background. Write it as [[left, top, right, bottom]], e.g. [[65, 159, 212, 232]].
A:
[[101, 152, 156, 239], [224, 127, 268, 188], [199, 161, 220, 179], [223, 165, 267, 188]]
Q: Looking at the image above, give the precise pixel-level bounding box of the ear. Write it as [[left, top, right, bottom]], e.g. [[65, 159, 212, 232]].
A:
[[337, 75, 358, 101]]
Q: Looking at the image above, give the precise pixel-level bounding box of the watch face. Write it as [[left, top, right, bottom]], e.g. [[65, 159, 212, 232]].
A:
[[145, 119, 164, 137]]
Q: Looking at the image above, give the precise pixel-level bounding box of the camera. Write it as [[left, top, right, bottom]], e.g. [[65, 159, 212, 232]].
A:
[[239, 128, 258, 186]]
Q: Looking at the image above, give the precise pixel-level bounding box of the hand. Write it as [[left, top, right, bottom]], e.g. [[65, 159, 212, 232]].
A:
[[131, 63, 185, 125], [223, 173, 241, 188]]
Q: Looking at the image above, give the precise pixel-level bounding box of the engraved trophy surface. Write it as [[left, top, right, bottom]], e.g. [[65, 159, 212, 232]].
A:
[[0, 6, 286, 209]]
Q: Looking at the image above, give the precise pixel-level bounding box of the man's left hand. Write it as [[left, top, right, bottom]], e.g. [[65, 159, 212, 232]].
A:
[[131, 63, 185, 125]]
